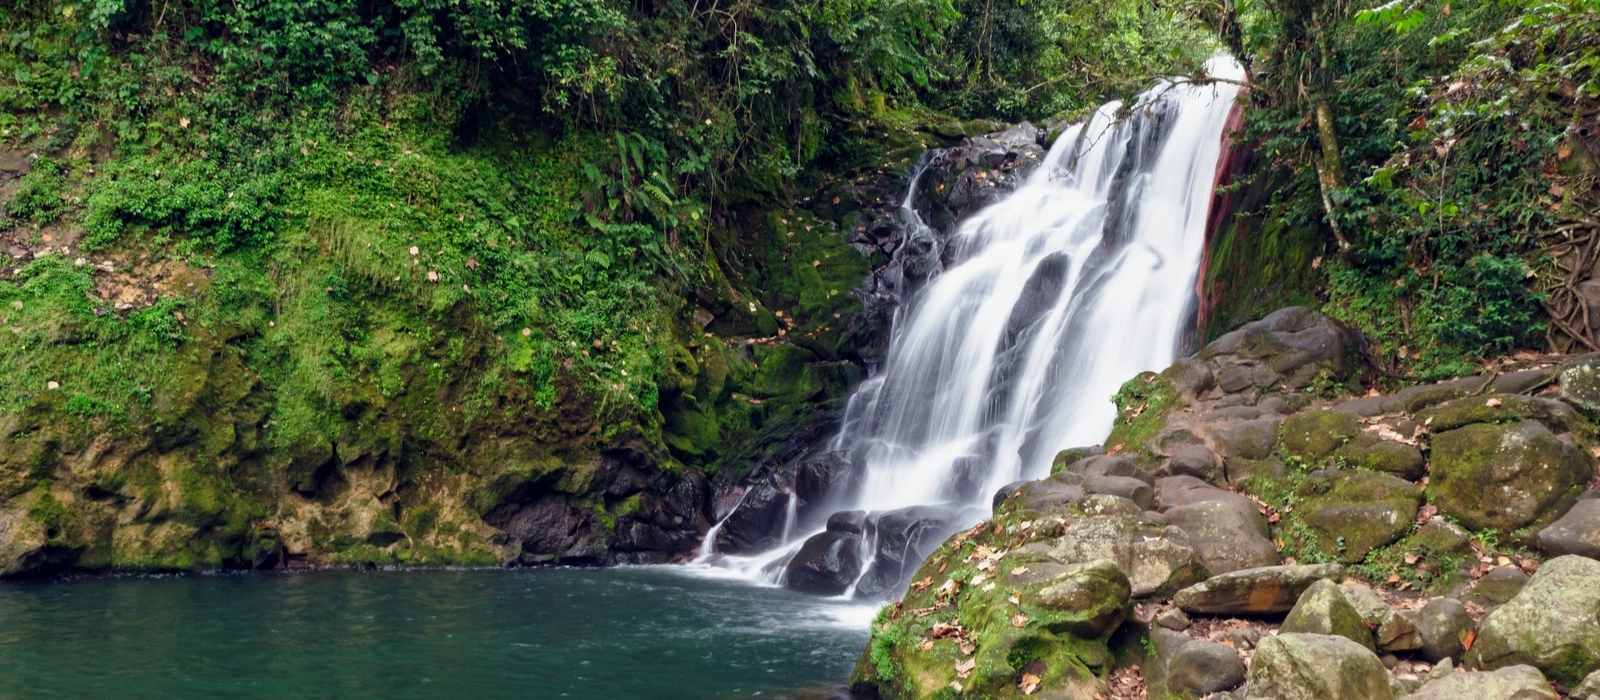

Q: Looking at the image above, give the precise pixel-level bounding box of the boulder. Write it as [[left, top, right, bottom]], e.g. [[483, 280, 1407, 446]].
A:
[[1281, 409, 1363, 460], [1412, 516, 1474, 554], [1280, 579, 1375, 649], [1572, 669, 1600, 700], [1332, 435, 1427, 480], [1340, 582, 1420, 651], [1427, 420, 1592, 534], [1417, 394, 1582, 435], [1295, 469, 1422, 562], [1217, 417, 1284, 461], [826, 509, 868, 535], [1534, 499, 1600, 559], [715, 483, 790, 552], [1242, 633, 1394, 700], [1083, 475, 1154, 510], [1068, 454, 1155, 485], [1126, 537, 1203, 598], [852, 504, 968, 598], [1028, 559, 1132, 637], [1493, 367, 1559, 395], [1404, 664, 1557, 700], [784, 530, 864, 596], [1164, 499, 1280, 575], [1199, 307, 1357, 390], [1560, 357, 1600, 415], [1416, 597, 1475, 662], [1154, 475, 1257, 513], [0, 507, 47, 577], [1173, 563, 1344, 615], [1467, 554, 1600, 685], [1168, 444, 1222, 483], [1470, 566, 1531, 607], [1167, 641, 1247, 696], [1165, 357, 1217, 398]]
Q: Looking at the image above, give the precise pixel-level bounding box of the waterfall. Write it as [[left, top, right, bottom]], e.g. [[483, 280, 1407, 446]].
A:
[[837, 58, 1243, 513], [689, 58, 1243, 595]]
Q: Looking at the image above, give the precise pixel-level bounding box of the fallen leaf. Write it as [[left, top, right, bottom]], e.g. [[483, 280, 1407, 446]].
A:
[[939, 560, 948, 574], [960, 642, 976, 655], [1009, 591, 1021, 606], [1551, 183, 1567, 197], [955, 657, 976, 679], [1011, 613, 1029, 628], [911, 577, 934, 594], [949, 681, 963, 691], [1388, 574, 1402, 584], [920, 640, 934, 651], [1404, 552, 1420, 565], [1020, 673, 1041, 695], [1010, 566, 1030, 576], [1462, 630, 1477, 651], [1486, 397, 1502, 407]]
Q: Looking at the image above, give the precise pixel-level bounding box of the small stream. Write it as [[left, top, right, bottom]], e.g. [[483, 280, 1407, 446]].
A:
[[0, 568, 877, 699]]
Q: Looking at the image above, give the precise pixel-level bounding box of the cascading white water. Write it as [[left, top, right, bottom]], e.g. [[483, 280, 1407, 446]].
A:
[[836, 57, 1243, 514], [687, 58, 1243, 592]]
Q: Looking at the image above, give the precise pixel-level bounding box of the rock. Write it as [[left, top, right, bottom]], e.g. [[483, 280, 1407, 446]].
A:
[[1405, 664, 1557, 700], [795, 453, 856, 505], [1164, 499, 1280, 575], [1084, 475, 1154, 510], [1069, 454, 1155, 485], [1396, 375, 1492, 413], [1281, 409, 1363, 459], [1225, 456, 1287, 489], [1280, 579, 1376, 649], [1028, 559, 1132, 637], [1334, 394, 1401, 417], [1173, 564, 1344, 615], [1416, 597, 1475, 662], [1199, 307, 1358, 390], [1560, 357, 1600, 415], [1050, 445, 1103, 471], [853, 504, 968, 598], [1154, 475, 1257, 513], [1471, 566, 1531, 606], [1242, 633, 1394, 700], [1467, 554, 1600, 685], [1217, 417, 1284, 461], [1337, 583, 1421, 651], [1427, 420, 1592, 534], [1295, 469, 1422, 562], [1127, 536, 1203, 598], [785, 530, 864, 595], [1572, 669, 1600, 700], [1378, 611, 1423, 652], [1332, 435, 1427, 480], [0, 507, 47, 576], [825, 510, 868, 535], [1156, 607, 1191, 631], [1412, 516, 1474, 554], [1169, 444, 1222, 483], [1218, 627, 1262, 650], [1534, 499, 1600, 559], [1418, 394, 1582, 435], [1167, 641, 1247, 695], [1494, 368, 1559, 395], [1010, 475, 1086, 513], [715, 483, 790, 552], [1165, 357, 1217, 398]]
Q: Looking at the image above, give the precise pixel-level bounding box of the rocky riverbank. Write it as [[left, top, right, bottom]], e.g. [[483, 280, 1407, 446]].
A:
[[851, 306, 1600, 699]]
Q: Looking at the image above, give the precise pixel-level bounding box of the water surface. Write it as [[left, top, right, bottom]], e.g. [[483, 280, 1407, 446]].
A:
[[0, 567, 877, 699]]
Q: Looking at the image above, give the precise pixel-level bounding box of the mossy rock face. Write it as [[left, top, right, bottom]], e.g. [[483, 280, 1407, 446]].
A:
[[1280, 579, 1375, 650], [1331, 435, 1426, 480], [1559, 359, 1600, 417], [1243, 633, 1395, 700], [1416, 394, 1586, 439], [1295, 469, 1422, 563], [1280, 409, 1362, 461], [1467, 555, 1600, 685], [1427, 420, 1593, 535]]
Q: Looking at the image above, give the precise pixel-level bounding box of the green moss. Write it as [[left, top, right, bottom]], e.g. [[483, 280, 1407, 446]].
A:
[[1106, 372, 1179, 460]]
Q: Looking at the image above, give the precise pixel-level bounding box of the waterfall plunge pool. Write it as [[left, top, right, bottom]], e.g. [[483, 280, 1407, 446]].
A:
[[0, 567, 878, 699]]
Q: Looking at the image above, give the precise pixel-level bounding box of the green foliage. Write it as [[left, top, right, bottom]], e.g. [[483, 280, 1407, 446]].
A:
[[5, 156, 69, 224]]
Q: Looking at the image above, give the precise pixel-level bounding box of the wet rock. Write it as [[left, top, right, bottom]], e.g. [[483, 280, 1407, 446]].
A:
[[1173, 563, 1344, 615], [1281, 579, 1375, 649], [943, 455, 988, 502], [1470, 566, 1531, 607], [716, 483, 790, 553], [826, 510, 868, 535], [1467, 554, 1600, 685], [1416, 597, 1475, 662], [852, 504, 967, 598], [785, 530, 865, 596], [1168, 444, 1222, 483], [1242, 633, 1394, 700], [1405, 664, 1557, 700], [1280, 409, 1363, 460], [1534, 499, 1600, 559], [1217, 417, 1284, 461], [1427, 420, 1592, 534], [1164, 499, 1279, 575], [1295, 469, 1421, 562], [1199, 307, 1358, 390], [1167, 641, 1247, 695]]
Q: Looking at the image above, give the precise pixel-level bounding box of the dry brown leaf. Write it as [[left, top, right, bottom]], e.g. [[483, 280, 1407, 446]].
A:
[[1011, 566, 1030, 576], [911, 577, 934, 594], [960, 642, 976, 655], [955, 657, 976, 679], [1486, 397, 1502, 407], [1011, 613, 1029, 628], [920, 640, 935, 651], [1020, 673, 1041, 695]]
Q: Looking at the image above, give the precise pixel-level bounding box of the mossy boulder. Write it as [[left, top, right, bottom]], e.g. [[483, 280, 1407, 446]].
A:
[[1280, 579, 1376, 649], [1427, 420, 1593, 535], [1294, 469, 1422, 563], [1467, 554, 1600, 685], [1330, 435, 1426, 480], [1559, 358, 1600, 416], [1416, 394, 1585, 437], [1280, 409, 1362, 460]]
